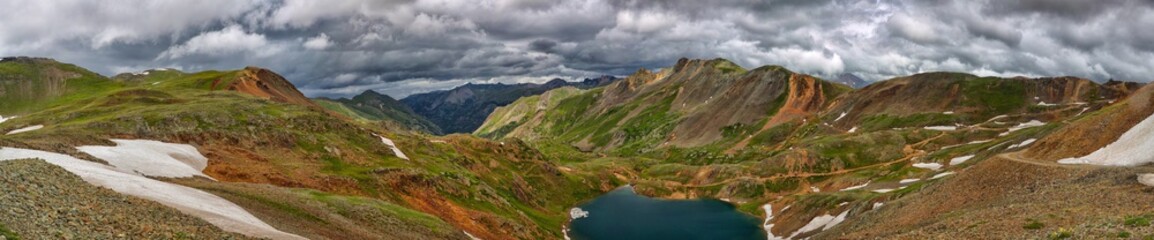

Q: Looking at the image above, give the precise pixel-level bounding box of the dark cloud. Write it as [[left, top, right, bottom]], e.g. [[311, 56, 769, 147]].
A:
[[0, 0, 1151, 98]]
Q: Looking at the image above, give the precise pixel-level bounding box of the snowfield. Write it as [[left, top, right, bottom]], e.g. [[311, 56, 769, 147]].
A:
[[6, 124, 43, 135], [0, 147, 304, 239], [931, 172, 956, 179], [1000, 120, 1045, 136], [569, 207, 589, 219], [840, 182, 870, 191], [1138, 174, 1154, 187], [923, 126, 957, 131], [1058, 110, 1154, 166], [1008, 139, 1037, 149], [374, 134, 410, 160], [76, 139, 213, 179], [763, 204, 785, 240], [0, 115, 13, 124], [912, 162, 943, 171], [949, 155, 974, 165], [788, 210, 848, 239]]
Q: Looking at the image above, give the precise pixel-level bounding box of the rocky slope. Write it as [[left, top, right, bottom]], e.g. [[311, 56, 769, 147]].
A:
[[401, 76, 618, 134], [477, 58, 852, 152], [0, 159, 249, 239]]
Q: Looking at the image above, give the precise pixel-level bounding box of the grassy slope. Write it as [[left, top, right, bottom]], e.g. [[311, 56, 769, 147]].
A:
[[474, 60, 1127, 237], [0, 65, 603, 239]]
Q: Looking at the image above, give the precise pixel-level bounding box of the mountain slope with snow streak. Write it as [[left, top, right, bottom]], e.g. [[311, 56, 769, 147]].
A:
[[0, 147, 304, 239]]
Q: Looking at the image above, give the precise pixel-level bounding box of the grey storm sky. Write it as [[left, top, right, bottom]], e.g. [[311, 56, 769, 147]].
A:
[[2, 0, 1153, 98]]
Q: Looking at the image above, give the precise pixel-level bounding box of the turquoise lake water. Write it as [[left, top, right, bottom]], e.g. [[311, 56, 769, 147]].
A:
[[567, 186, 765, 240]]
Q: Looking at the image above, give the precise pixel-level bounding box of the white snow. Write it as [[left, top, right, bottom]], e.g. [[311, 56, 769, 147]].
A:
[[374, 134, 410, 160], [872, 202, 884, 209], [763, 204, 785, 240], [1000, 120, 1045, 136], [463, 231, 483, 240], [840, 182, 870, 191], [0, 147, 304, 239], [810, 186, 821, 192], [912, 162, 943, 171], [899, 178, 921, 184], [6, 125, 43, 135], [1057, 111, 1154, 166], [931, 172, 956, 179], [569, 207, 589, 219], [967, 140, 992, 145], [924, 126, 957, 131], [847, 126, 857, 133], [943, 111, 954, 115], [949, 155, 975, 165], [872, 188, 895, 193], [1037, 101, 1058, 107], [0, 115, 13, 125], [1008, 139, 1036, 149], [788, 210, 848, 239], [76, 139, 213, 179], [1138, 174, 1154, 187], [834, 112, 847, 122]]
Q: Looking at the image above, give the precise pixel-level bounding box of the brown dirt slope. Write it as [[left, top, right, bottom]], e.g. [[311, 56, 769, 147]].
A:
[[227, 67, 318, 107], [1025, 83, 1154, 161], [815, 83, 1154, 239]]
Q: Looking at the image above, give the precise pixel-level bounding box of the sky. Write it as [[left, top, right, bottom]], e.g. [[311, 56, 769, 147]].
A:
[[2, 0, 1153, 99]]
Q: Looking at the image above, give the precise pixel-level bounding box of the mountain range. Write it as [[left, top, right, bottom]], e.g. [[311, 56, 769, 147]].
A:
[[2, 56, 1153, 239]]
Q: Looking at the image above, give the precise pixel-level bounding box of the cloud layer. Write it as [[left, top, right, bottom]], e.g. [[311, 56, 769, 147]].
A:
[[1, 0, 1151, 98]]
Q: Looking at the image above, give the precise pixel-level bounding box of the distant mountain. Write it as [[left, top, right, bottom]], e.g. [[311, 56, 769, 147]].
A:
[[400, 75, 618, 134], [833, 73, 869, 88], [314, 90, 443, 134]]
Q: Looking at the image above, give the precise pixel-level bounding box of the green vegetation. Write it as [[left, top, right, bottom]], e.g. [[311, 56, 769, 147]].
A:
[[0, 222, 18, 239], [1047, 228, 1073, 239], [1125, 215, 1151, 227], [1024, 218, 1045, 230]]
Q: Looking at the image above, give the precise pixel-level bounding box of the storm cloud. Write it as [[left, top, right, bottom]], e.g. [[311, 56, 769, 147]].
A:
[[1, 0, 1151, 98]]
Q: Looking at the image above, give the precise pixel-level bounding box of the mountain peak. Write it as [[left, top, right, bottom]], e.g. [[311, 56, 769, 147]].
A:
[[229, 67, 317, 107]]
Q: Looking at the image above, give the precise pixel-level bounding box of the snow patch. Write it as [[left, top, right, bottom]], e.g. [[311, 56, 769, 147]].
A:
[[943, 111, 954, 115], [810, 186, 821, 193], [847, 126, 857, 133], [763, 204, 785, 240], [0, 147, 304, 239], [76, 139, 212, 179], [912, 162, 943, 171], [788, 210, 848, 239], [374, 134, 409, 160], [6, 125, 43, 135], [1008, 139, 1036, 149], [840, 181, 870, 191], [1037, 101, 1057, 107], [1000, 120, 1045, 136], [899, 178, 921, 184], [1057, 111, 1154, 166], [931, 172, 956, 179], [834, 112, 847, 122], [949, 155, 974, 165], [0, 115, 13, 125], [1138, 174, 1154, 187], [924, 126, 956, 131], [463, 231, 482, 240], [569, 207, 589, 219], [872, 202, 884, 209]]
